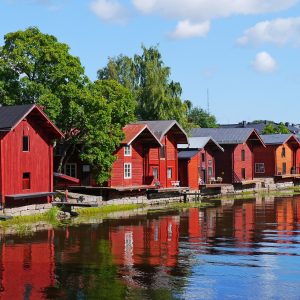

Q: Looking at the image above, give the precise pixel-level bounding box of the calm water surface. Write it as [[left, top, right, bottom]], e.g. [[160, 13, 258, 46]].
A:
[[0, 195, 300, 300]]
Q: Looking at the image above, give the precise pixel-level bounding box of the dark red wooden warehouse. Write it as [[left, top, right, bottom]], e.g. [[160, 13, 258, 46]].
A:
[[191, 128, 265, 184], [0, 104, 63, 207]]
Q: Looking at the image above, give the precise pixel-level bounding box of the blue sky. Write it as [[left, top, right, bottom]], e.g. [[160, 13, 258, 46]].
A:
[[1, 0, 300, 124]]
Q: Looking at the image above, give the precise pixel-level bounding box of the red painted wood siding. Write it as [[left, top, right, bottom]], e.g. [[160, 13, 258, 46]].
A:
[[233, 143, 253, 182], [213, 145, 234, 183], [110, 140, 144, 187], [253, 145, 276, 177], [0, 118, 54, 203]]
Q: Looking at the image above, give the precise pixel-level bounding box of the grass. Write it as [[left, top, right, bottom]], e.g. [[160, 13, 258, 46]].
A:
[[0, 207, 61, 235], [169, 201, 214, 209], [75, 203, 144, 216]]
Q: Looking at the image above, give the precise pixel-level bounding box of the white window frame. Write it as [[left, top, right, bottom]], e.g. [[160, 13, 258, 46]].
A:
[[255, 163, 265, 174], [167, 167, 172, 179], [124, 145, 132, 156], [124, 163, 132, 179], [65, 163, 77, 178], [153, 167, 159, 179]]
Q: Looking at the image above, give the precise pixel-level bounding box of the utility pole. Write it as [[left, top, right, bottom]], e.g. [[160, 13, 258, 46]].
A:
[[207, 88, 210, 114]]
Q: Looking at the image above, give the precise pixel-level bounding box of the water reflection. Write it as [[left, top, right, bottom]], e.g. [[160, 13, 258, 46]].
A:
[[0, 195, 299, 299]]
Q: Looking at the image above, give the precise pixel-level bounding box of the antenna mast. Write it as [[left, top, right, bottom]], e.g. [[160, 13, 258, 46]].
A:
[[207, 88, 210, 114]]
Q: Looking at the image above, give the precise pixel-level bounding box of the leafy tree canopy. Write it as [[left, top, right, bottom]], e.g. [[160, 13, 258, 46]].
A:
[[261, 122, 290, 134], [185, 101, 218, 128], [98, 45, 191, 129], [0, 27, 136, 184]]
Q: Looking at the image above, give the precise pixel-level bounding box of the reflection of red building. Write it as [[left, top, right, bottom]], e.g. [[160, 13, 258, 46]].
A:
[[276, 198, 296, 238], [234, 202, 255, 244], [109, 216, 180, 268], [0, 230, 55, 299]]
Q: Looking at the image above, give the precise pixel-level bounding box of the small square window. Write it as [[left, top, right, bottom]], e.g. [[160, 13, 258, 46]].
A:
[[153, 168, 159, 179], [124, 145, 132, 156], [255, 163, 265, 173], [23, 136, 29, 152], [124, 163, 132, 179], [65, 163, 77, 178]]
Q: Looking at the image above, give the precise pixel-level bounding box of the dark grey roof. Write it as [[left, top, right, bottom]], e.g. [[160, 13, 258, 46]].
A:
[[136, 120, 188, 142], [220, 121, 300, 134], [191, 128, 258, 144], [178, 150, 199, 159], [0, 104, 35, 130], [178, 137, 224, 152], [260, 134, 294, 145]]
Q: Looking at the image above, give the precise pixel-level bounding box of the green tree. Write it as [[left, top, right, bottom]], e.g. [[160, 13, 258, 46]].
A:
[[98, 45, 189, 128], [261, 123, 290, 134], [188, 107, 218, 128], [0, 27, 136, 184]]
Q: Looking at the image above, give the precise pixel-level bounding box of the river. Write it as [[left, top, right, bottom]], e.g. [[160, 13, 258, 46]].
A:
[[0, 195, 299, 299]]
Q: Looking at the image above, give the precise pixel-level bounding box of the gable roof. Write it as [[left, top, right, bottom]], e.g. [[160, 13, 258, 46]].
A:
[[260, 134, 300, 146], [220, 121, 300, 135], [122, 124, 162, 146], [191, 128, 265, 146], [178, 150, 199, 159], [178, 136, 224, 152], [0, 104, 63, 139], [136, 120, 188, 143]]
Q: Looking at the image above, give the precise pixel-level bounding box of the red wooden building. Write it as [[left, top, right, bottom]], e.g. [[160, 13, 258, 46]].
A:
[[0, 104, 63, 207], [191, 128, 265, 184], [178, 137, 224, 189], [253, 134, 300, 177], [137, 120, 188, 188], [108, 124, 162, 187]]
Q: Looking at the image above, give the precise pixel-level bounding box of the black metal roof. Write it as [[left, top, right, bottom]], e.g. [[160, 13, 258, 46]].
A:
[[260, 134, 294, 145], [191, 128, 259, 144], [220, 121, 300, 134], [178, 150, 199, 159], [0, 104, 35, 130], [136, 120, 188, 143]]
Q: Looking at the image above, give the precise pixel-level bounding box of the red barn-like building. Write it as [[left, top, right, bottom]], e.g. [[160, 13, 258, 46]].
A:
[[108, 124, 162, 187], [191, 128, 265, 184], [253, 134, 300, 177], [178, 137, 224, 189], [137, 121, 188, 188], [0, 105, 63, 207]]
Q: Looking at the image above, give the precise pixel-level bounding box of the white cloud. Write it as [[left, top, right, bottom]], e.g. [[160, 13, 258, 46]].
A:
[[169, 20, 210, 39], [252, 51, 277, 73], [132, 0, 298, 22], [237, 17, 300, 46], [90, 0, 129, 24]]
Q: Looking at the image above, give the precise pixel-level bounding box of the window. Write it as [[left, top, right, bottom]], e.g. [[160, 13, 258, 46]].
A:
[[281, 147, 286, 158], [241, 168, 246, 179], [160, 146, 165, 159], [167, 168, 172, 179], [208, 159, 213, 166], [54, 144, 63, 156], [124, 145, 132, 156], [255, 163, 265, 173], [282, 162, 287, 175], [208, 167, 213, 177], [153, 167, 159, 179], [241, 149, 245, 161], [124, 163, 132, 179], [201, 153, 205, 162], [22, 172, 31, 189], [65, 163, 77, 178], [23, 136, 29, 152]]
